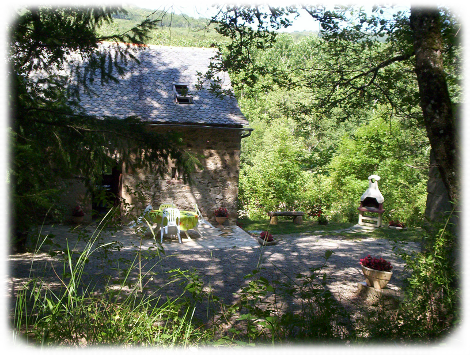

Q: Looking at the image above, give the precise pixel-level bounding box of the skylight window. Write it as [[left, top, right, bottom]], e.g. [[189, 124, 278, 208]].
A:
[[173, 84, 193, 104]]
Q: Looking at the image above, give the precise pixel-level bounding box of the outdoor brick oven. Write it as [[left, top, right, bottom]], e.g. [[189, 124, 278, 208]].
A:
[[358, 175, 385, 228]]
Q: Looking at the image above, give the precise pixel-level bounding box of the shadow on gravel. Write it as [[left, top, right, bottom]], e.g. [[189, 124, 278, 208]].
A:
[[8, 225, 421, 323]]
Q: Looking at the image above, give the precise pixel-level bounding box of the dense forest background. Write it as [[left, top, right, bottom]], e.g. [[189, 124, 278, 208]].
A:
[[95, 5, 456, 227]]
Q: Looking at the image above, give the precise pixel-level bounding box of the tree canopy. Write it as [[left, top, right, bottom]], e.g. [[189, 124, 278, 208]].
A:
[[209, 4, 461, 207]]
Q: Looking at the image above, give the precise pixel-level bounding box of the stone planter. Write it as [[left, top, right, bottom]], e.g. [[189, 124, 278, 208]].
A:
[[72, 216, 84, 224], [361, 265, 393, 290], [215, 216, 227, 225]]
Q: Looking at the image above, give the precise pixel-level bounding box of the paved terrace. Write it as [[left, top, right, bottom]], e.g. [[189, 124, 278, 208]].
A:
[[8, 222, 420, 323]]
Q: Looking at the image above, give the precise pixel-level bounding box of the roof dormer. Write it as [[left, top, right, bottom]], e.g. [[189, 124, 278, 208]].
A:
[[173, 84, 193, 104]]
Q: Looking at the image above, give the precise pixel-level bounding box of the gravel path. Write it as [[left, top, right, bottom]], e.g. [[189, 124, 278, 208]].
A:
[[8, 224, 421, 323]]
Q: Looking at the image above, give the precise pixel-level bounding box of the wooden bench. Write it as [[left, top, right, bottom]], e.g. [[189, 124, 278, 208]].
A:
[[268, 211, 305, 225]]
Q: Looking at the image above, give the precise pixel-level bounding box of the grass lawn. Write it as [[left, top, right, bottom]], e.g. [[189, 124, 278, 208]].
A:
[[237, 217, 423, 243]]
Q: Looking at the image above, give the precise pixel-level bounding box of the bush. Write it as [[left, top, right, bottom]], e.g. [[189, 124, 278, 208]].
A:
[[239, 119, 308, 215], [325, 116, 428, 226]]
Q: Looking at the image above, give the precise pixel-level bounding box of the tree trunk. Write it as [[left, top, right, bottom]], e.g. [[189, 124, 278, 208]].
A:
[[410, 8, 459, 205]]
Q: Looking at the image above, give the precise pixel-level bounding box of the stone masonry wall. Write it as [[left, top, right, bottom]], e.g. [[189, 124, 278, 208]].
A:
[[121, 126, 242, 225], [58, 178, 93, 223]]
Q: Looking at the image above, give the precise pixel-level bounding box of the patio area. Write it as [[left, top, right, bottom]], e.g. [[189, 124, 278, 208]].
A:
[[8, 222, 420, 319]]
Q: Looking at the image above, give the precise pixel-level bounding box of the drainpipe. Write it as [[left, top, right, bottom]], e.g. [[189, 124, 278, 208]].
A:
[[240, 128, 253, 138]]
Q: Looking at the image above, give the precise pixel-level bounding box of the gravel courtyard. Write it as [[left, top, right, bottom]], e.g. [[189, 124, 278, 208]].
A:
[[8, 223, 421, 324]]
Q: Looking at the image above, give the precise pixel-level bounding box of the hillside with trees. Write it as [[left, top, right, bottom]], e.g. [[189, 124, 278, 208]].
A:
[[97, 6, 228, 47], [233, 33, 431, 226]]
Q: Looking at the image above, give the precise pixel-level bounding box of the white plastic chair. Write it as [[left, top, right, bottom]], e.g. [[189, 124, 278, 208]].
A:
[[193, 203, 214, 230], [156, 203, 175, 235], [160, 207, 181, 243]]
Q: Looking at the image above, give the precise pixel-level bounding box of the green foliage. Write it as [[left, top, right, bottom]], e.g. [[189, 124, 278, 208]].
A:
[[236, 33, 429, 226], [327, 114, 429, 225], [239, 118, 308, 215], [10, 129, 63, 229], [317, 214, 328, 225], [97, 11, 227, 48], [358, 215, 459, 342]]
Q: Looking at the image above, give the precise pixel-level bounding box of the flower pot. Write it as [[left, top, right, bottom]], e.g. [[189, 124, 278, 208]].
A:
[[72, 216, 84, 224], [388, 225, 407, 231], [361, 265, 393, 290], [257, 238, 277, 246], [215, 217, 227, 225]]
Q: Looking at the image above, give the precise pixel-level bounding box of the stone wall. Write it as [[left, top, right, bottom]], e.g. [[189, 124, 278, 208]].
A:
[[58, 178, 93, 223], [121, 126, 242, 225]]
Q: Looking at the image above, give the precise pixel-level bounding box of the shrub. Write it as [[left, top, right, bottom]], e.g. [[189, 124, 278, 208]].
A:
[[317, 214, 329, 225], [358, 214, 460, 342]]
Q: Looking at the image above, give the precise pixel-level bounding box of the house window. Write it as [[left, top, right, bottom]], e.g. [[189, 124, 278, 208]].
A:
[[173, 84, 193, 104]]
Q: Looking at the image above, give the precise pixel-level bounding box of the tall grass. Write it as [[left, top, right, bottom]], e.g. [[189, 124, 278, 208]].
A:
[[12, 210, 214, 347]]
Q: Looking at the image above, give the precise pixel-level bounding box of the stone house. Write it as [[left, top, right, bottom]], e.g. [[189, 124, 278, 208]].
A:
[[64, 44, 251, 224]]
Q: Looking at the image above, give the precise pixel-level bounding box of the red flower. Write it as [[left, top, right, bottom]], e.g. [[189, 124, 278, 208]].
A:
[[214, 207, 228, 217], [360, 255, 393, 272], [260, 231, 274, 242], [72, 205, 85, 217], [389, 220, 405, 228]]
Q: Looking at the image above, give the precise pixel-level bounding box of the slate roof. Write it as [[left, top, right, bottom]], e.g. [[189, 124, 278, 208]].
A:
[[76, 44, 248, 128]]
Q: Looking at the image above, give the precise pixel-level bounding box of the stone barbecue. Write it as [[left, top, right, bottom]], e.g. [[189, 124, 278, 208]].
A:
[[358, 175, 385, 228]]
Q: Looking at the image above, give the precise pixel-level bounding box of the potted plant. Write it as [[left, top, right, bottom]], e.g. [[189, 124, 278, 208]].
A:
[[72, 205, 85, 224], [359, 255, 393, 290], [318, 214, 328, 225], [214, 207, 228, 225], [388, 220, 406, 230], [258, 231, 277, 246]]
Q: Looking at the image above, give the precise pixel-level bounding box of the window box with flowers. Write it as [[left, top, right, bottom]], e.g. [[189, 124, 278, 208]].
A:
[[360, 255, 393, 290], [214, 207, 228, 225]]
